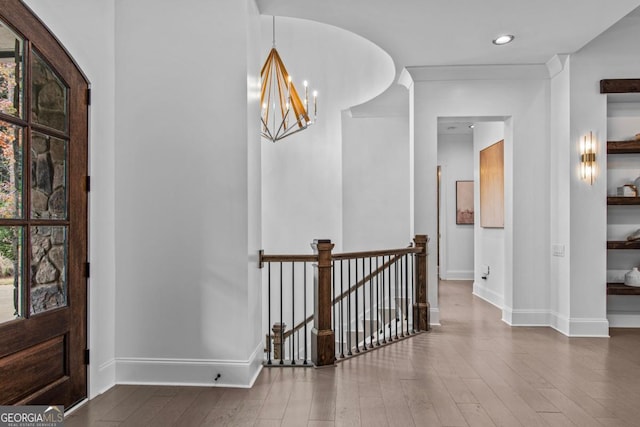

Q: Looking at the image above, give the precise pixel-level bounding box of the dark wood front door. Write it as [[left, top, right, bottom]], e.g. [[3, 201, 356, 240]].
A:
[[0, 1, 88, 407]]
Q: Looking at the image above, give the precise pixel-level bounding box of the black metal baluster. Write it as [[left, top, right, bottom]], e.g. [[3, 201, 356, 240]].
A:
[[396, 255, 404, 338], [361, 257, 366, 350], [403, 255, 407, 337], [267, 262, 272, 365], [405, 254, 410, 335], [388, 256, 392, 342], [347, 259, 352, 356], [400, 256, 404, 337], [395, 259, 399, 340], [375, 256, 381, 347], [382, 255, 387, 344], [291, 262, 295, 365], [279, 262, 284, 364], [398, 258, 402, 339], [400, 255, 408, 337], [411, 253, 415, 333], [340, 260, 345, 358], [332, 260, 336, 359], [355, 258, 360, 353], [368, 257, 372, 349], [304, 262, 308, 364]]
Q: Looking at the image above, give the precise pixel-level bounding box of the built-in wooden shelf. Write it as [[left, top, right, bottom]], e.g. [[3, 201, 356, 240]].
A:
[[601, 79, 640, 94], [608, 140, 640, 154], [608, 197, 640, 205], [605, 83, 640, 308], [608, 283, 640, 295], [608, 240, 640, 249]]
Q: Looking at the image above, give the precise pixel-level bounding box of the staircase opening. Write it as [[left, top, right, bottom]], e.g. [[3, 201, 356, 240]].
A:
[[259, 235, 430, 366]]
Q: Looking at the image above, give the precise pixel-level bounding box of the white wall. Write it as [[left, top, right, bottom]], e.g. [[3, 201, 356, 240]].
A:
[[260, 17, 395, 253], [544, 9, 640, 335], [548, 55, 572, 334], [401, 65, 550, 327], [25, 0, 265, 395], [550, 8, 640, 333], [113, 0, 262, 387], [246, 0, 263, 378], [342, 113, 410, 251], [23, 0, 117, 398], [437, 133, 474, 280], [20, 0, 396, 394], [473, 123, 505, 307]]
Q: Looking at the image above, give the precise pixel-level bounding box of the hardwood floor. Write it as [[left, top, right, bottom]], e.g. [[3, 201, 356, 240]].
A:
[[66, 280, 640, 426]]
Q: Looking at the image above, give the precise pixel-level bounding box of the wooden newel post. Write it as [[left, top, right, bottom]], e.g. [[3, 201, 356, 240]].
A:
[[413, 234, 430, 331], [271, 322, 286, 361], [311, 239, 335, 366]]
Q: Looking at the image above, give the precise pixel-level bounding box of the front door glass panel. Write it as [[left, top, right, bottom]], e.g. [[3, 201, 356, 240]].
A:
[[0, 121, 22, 219], [30, 225, 67, 315], [0, 21, 23, 118], [0, 225, 22, 323], [31, 51, 67, 133], [31, 132, 66, 219]]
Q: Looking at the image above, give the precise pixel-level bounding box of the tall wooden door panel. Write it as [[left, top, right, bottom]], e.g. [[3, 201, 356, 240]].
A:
[[0, 1, 88, 408]]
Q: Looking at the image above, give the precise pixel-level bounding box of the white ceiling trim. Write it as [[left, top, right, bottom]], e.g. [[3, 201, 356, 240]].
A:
[[546, 54, 569, 79], [400, 64, 550, 84]]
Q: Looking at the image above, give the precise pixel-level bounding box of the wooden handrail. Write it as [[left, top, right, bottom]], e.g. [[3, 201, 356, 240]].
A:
[[258, 246, 419, 267], [258, 250, 317, 268], [332, 246, 421, 260]]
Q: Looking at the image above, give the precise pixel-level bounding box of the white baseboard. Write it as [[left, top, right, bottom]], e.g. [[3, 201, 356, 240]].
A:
[[549, 311, 570, 335], [549, 311, 610, 337], [115, 342, 263, 388], [429, 307, 441, 326], [608, 312, 640, 328], [444, 270, 474, 281], [472, 281, 503, 309], [502, 307, 550, 326], [565, 317, 610, 337], [65, 399, 89, 416], [89, 358, 116, 399]]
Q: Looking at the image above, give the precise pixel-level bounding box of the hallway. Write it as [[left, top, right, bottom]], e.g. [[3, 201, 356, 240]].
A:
[[65, 281, 640, 426]]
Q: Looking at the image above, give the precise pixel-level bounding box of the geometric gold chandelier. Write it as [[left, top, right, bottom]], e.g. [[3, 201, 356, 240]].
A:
[[260, 17, 317, 142]]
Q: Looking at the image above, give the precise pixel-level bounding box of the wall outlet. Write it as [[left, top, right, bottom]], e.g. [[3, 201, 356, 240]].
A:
[[552, 244, 565, 257]]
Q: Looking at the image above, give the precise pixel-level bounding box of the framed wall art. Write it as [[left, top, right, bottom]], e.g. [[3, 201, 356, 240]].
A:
[[456, 180, 474, 225], [480, 139, 505, 228]]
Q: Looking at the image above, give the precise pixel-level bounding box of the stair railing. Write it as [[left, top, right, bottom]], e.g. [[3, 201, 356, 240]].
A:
[[259, 235, 429, 366]]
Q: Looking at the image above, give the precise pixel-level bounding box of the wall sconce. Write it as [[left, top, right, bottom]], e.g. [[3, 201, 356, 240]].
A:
[[580, 131, 596, 185]]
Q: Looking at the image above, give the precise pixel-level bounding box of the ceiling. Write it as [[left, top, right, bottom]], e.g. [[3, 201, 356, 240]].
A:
[[257, 1, 640, 118], [256, 0, 640, 74]]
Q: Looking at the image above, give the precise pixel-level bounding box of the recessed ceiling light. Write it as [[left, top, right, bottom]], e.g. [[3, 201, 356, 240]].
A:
[[469, 124, 475, 129], [493, 35, 514, 45]]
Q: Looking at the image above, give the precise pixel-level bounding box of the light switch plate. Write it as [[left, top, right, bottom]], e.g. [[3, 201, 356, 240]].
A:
[[552, 244, 565, 257]]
